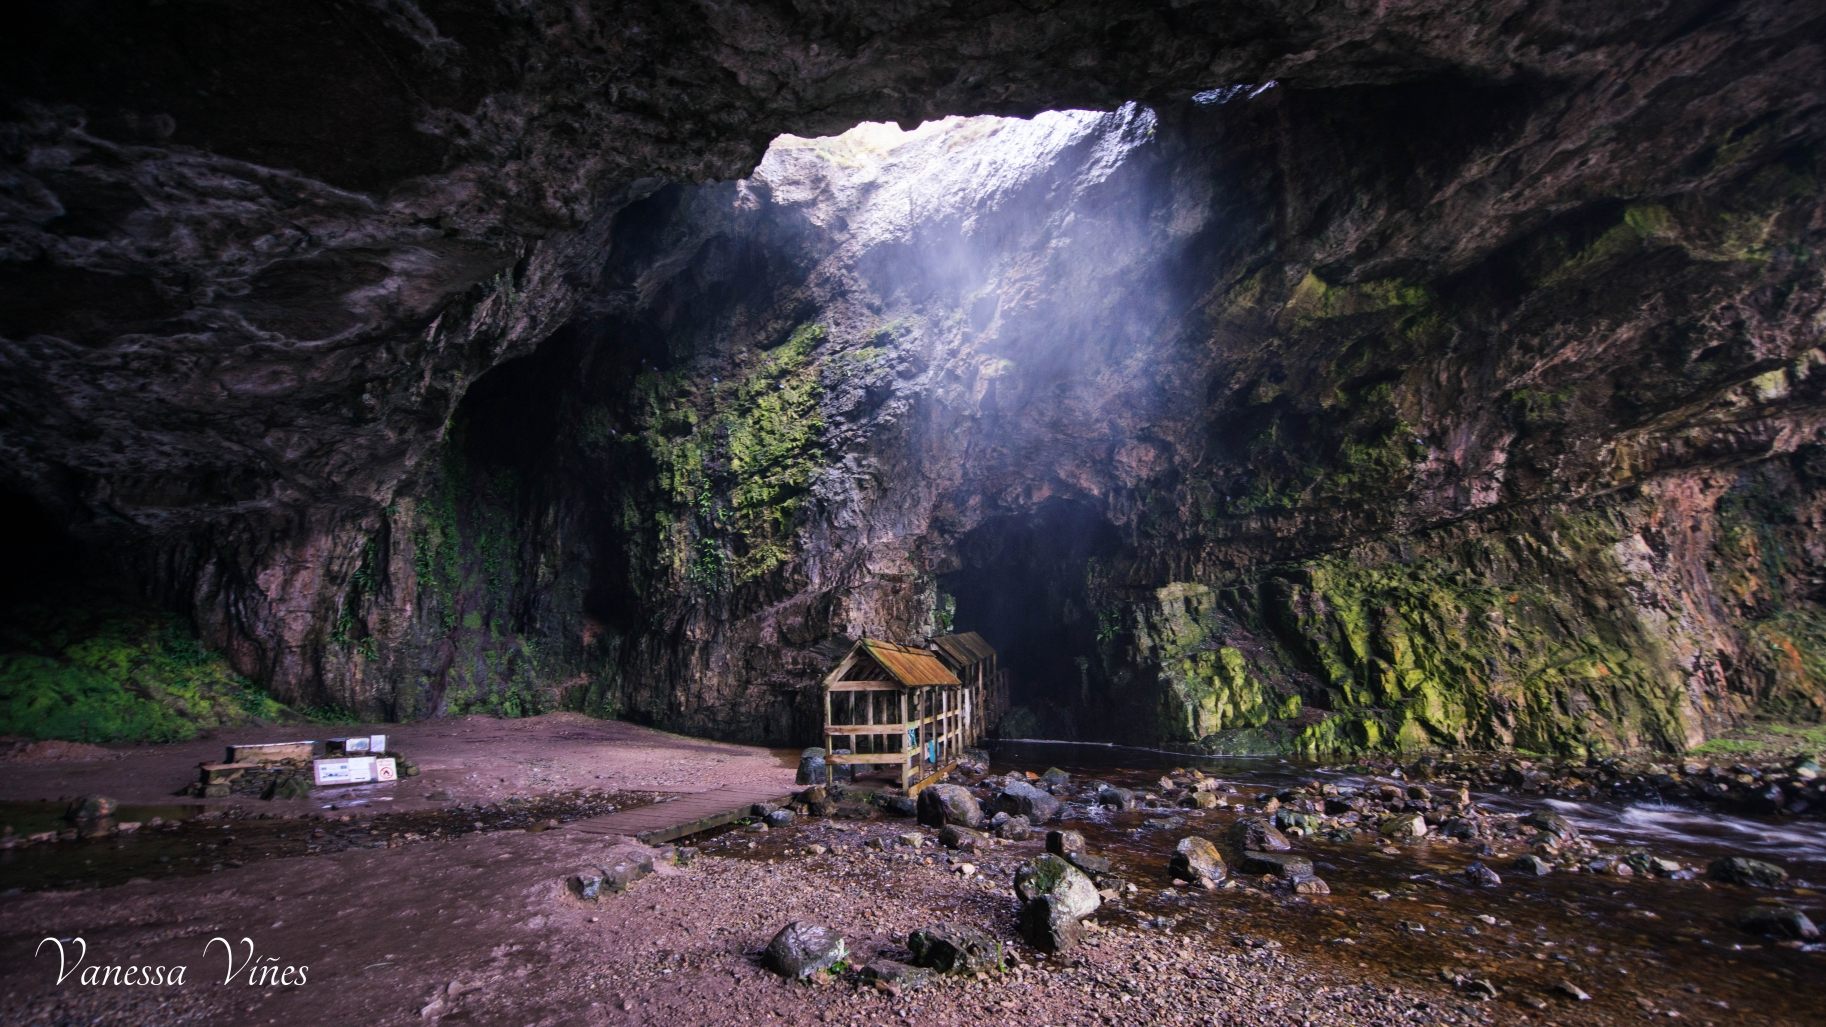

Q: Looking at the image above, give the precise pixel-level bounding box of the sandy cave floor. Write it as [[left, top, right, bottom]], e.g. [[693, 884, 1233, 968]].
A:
[[0, 715, 1556, 1027], [0, 712, 797, 809]]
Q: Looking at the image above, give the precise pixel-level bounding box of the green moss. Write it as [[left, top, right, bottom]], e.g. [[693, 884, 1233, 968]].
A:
[[1129, 510, 1703, 758], [1283, 271, 1430, 326], [625, 323, 832, 590], [0, 598, 288, 743]]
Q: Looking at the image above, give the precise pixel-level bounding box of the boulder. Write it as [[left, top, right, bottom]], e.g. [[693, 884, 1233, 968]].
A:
[[1014, 853, 1101, 921], [1522, 809, 1578, 841], [1017, 894, 1084, 953], [876, 793, 918, 817], [1273, 810, 1324, 835], [1169, 836, 1226, 887], [1380, 813, 1429, 840], [917, 784, 983, 829], [994, 782, 1062, 823], [67, 795, 118, 821], [1464, 861, 1503, 887], [1045, 830, 1085, 857], [1436, 817, 1480, 840], [991, 813, 1033, 841], [765, 809, 796, 828], [1512, 854, 1554, 876], [907, 925, 1003, 973], [1040, 767, 1071, 788], [1096, 786, 1138, 810], [1708, 857, 1789, 888], [1238, 851, 1314, 879], [938, 824, 988, 851], [764, 922, 849, 978], [1737, 905, 1820, 940], [1292, 876, 1331, 895], [795, 749, 827, 786], [798, 785, 828, 805], [1228, 817, 1292, 852], [1180, 791, 1219, 810], [1066, 852, 1112, 875], [603, 856, 654, 893], [860, 959, 933, 992]]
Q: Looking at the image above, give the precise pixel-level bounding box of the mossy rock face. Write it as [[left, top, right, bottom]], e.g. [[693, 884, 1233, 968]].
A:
[[1109, 494, 1802, 757], [0, 597, 288, 743]]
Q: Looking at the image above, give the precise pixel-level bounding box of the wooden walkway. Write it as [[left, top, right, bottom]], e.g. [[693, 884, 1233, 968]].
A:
[[568, 783, 797, 845]]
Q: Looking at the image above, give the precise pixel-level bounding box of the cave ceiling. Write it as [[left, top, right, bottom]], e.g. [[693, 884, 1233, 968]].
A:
[[3, 1, 1816, 541]]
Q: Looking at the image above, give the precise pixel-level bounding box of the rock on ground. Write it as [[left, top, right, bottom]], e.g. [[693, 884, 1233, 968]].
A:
[[763, 922, 849, 978]]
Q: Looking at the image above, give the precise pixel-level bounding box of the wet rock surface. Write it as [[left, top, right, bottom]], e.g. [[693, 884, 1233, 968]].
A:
[[6, 4, 1824, 760], [764, 921, 849, 978]]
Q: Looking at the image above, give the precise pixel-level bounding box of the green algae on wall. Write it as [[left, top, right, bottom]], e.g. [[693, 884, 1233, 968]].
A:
[[625, 323, 830, 591], [395, 443, 554, 720], [0, 597, 288, 743], [1120, 511, 1703, 758]]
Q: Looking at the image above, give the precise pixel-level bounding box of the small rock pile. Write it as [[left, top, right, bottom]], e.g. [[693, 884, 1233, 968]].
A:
[[188, 758, 317, 799]]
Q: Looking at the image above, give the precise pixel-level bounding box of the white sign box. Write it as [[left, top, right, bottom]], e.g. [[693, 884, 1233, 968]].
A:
[[374, 758, 398, 782], [314, 756, 377, 785], [369, 734, 387, 753]]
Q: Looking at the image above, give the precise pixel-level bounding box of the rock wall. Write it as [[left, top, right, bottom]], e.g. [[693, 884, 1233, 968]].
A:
[[4, 3, 1825, 753]]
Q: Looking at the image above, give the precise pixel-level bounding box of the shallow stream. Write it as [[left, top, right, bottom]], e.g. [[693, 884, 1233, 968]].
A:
[[985, 740, 1825, 1025]]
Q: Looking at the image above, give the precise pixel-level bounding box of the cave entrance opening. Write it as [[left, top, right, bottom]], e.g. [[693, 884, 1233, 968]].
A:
[[939, 499, 1120, 743]]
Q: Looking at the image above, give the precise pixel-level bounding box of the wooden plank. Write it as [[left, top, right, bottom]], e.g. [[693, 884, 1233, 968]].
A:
[[226, 741, 315, 764], [907, 761, 956, 798]]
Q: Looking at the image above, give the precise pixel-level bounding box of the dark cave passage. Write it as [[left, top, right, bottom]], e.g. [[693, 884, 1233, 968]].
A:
[[941, 500, 1121, 742]]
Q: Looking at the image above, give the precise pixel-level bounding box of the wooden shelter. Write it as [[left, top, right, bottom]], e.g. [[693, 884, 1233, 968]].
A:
[[821, 638, 974, 793], [930, 631, 1009, 742]]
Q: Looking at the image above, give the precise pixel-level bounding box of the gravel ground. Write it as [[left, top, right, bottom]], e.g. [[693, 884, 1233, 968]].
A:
[[0, 811, 1530, 1027]]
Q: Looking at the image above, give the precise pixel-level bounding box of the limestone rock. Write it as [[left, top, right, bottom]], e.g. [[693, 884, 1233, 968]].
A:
[[1709, 857, 1790, 888], [1045, 830, 1085, 856], [1380, 813, 1429, 840], [1512, 854, 1554, 876], [860, 959, 933, 992], [1737, 905, 1820, 940], [1014, 854, 1101, 921], [918, 784, 983, 829], [994, 782, 1061, 824], [1169, 836, 1227, 887], [1464, 861, 1503, 887], [1523, 810, 1578, 841], [1238, 851, 1314, 879], [991, 813, 1033, 841], [906, 925, 1002, 973], [1228, 818, 1292, 852], [938, 824, 988, 851], [764, 922, 848, 978]]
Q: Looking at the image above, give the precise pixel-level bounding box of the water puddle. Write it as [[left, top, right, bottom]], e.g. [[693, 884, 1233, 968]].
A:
[[0, 792, 657, 893]]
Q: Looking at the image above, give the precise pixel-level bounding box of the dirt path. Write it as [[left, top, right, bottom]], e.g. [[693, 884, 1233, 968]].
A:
[[0, 712, 798, 810], [0, 814, 1505, 1027]]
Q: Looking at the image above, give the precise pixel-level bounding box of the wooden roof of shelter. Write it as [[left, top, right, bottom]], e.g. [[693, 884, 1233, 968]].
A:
[[826, 638, 960, 688], [931, 631, 996, 668]]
